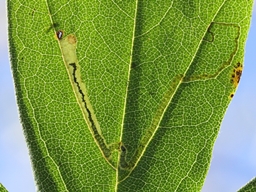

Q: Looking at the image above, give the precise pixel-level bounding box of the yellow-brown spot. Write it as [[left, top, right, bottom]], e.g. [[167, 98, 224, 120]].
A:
[[231, 62, 243, 87], [68, 34, 77, 44], [229, 92, 235, 99]]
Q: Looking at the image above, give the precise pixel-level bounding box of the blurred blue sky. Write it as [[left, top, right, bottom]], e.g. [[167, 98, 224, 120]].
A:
[[0, 1, 255, 191]]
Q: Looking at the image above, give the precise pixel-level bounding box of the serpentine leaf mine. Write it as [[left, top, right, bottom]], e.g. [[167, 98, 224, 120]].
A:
[[58, 34, 116, 169]]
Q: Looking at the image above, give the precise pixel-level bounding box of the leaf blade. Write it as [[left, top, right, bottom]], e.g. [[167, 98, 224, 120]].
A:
[[7, 0, 253, 191], [118, 0, 253, 191]]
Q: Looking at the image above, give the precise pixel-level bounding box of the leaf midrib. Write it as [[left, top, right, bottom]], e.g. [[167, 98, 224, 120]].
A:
[[44, 0, 228, 189], [118, 0, 228, 182]]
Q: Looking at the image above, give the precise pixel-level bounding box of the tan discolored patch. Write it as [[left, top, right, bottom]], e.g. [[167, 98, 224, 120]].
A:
[[230, 62, 243, 87], [67, 34, 77, 44]]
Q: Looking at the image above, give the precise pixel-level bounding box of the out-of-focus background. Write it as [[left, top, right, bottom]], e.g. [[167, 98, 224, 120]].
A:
[[0, 1, 255, 191]]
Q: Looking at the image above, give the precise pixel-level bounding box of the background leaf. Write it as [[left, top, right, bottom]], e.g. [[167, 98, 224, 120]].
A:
[[7, 0, 253, 191], [238, 177, 256, 192], [0, 183, 8, 192]]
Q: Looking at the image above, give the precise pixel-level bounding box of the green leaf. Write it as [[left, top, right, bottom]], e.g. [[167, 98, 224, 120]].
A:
[[238, 178, 256, 192], [0, 183, 8, 192], [7, 0, 253, 191]]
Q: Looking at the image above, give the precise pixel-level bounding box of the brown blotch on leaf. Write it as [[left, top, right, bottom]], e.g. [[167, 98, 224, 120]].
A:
[[230, 62, 243, 87], [68, 34, 77, 44]]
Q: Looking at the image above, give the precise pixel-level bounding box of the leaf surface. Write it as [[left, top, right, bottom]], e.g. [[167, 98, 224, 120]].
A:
[[239, 177, 256, 192], [0, 184, 8, 192], [8, 0, 253, 191]]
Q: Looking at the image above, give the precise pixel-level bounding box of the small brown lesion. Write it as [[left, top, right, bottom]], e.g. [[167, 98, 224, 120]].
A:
[[67, 34, 77, 44], [31, 9, 35, 16], [230, 62, 243, 87], [229, 92, 235, 99]]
